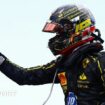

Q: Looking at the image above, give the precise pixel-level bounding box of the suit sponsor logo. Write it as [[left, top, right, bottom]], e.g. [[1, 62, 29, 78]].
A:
[[79, 73, 87, 80], [58, 72, 67, 86], [82, 58, 90, 69]]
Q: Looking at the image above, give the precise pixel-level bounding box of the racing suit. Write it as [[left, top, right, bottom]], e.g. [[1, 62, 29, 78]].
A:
[[0, 42, 105, 105]]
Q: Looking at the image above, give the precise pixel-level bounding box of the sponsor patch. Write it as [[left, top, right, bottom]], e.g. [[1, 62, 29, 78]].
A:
[[58, 72, 67, 86]]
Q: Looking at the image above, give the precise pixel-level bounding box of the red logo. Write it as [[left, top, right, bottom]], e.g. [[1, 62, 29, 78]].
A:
[[58, 72, 67, 86]]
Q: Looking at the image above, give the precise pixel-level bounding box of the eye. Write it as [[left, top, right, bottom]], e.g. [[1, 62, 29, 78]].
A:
[[64, 23, 73, 30], [59, 19, 74, 32], [60, 19, 73, 26]]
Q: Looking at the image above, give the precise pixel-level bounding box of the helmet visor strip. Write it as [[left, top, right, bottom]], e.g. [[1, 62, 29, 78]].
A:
[[42, 22, 63, 33]]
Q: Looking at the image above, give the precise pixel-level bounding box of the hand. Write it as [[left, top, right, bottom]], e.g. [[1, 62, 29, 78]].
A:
[[0, 53, 6, 65]]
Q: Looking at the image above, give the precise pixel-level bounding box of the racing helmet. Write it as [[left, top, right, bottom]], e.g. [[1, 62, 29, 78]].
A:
[[43, 4, 102, 55]]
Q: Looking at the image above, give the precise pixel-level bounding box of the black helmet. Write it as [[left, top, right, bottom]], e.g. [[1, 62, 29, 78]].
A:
[[43, 4, 103, 55]]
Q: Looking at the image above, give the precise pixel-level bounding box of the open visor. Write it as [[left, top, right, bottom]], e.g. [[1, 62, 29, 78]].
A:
[[42, 22, 62, 33]]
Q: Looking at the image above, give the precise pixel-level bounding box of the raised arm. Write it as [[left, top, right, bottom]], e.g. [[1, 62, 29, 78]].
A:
[[0, 53, 59, 85]]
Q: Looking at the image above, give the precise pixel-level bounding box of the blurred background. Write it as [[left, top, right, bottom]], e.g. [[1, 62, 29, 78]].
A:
[[0, 0, 105, 105]]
